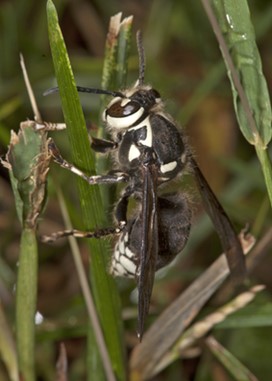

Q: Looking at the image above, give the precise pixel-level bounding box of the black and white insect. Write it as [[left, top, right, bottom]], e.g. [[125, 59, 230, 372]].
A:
[[43, 31, 246, 339]]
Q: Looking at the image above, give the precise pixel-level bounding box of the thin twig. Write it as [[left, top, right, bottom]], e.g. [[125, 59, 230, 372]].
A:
[[19, 54, 42, 123]]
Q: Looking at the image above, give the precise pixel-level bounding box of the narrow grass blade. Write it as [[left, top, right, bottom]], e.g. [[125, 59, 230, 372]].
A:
[[255, 146, 272, 208], [16, 228, 38, 381], [205, 0, 272, 147], [181, 4, 272, 125], [101, 12, 133, 103], [0, 302, 19, 381], [202, 0, 272, 207], [206, 336, 259, 381], [97, 13, 133, 208], [46, 2, 126, 380]]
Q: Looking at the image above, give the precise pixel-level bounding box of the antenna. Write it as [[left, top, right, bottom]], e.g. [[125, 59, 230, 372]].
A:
[[136, 30, 145, 85], [44, 86, 124, 98]]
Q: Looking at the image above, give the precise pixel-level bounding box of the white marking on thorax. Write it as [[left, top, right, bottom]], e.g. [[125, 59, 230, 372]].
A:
[[128, 144, 141, 162], [129, 116, 152, 147], [160, 160, 177, 173]]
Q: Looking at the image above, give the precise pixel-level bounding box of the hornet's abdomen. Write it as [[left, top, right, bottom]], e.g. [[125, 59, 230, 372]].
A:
[[111, 193, 191, 278]]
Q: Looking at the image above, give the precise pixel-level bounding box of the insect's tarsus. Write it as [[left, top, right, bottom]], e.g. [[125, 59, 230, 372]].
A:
[[48, 139, 128, 185], [41, 226, 121, 243]]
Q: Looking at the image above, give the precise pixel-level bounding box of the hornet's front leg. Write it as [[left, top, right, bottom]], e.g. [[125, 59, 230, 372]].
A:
[[91, 136, 119, 153], [48, 139, 129, 185]]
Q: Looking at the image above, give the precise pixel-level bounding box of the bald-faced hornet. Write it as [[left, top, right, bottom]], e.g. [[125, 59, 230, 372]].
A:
[[43, 31, 246, 339]]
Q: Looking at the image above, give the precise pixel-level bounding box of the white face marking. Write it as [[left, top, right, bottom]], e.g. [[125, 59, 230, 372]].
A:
[[160, 161, 177, 173], [129, 117, 152, 147], [106, 107, 144, 129], [128, 144, 141, 162], [120, 98, 131, 107], [107, 96, 122, 108], [125, 81, 140, 97], [123, 83, 154, 98]]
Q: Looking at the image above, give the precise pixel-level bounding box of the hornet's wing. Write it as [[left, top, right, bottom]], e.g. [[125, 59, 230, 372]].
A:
[[191, 157, 246, 283], [137, 162, 158, 340]]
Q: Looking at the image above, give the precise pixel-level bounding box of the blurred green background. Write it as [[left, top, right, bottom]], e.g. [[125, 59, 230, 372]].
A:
[[0, 1, 272, 380]]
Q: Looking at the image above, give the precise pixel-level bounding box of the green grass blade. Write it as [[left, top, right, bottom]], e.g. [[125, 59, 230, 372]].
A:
[[16, 228, 38, 381], [46, 2, 126, 380], [209, 0, 272, 147], [255, 146, 272, 209], [97, 13, 133, 208], [0, 302, 19, 381], [101, 13, 133, 103], [181, 4, 272, 126], [206, 336, 259, 381], [203, 0, 272, 208]]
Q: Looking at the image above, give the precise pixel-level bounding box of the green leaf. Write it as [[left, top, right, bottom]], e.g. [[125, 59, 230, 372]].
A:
[[16, 228, 38, 381], [46, 1, 126, 380], [101, 13, 133, 99], [3, 69, 51, 381], [211, 0, 272, 147], [0, 303, 19, 381], [207, 0, 272, 208], [4, 122, 49, 380], [206, 336, 259, 381], [97, 13, 133, 211], [5, 123, 50, 228]]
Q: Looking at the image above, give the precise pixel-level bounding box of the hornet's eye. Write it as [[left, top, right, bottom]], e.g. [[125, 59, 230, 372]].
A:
[[104, 98, 145, 129], [107, 100, 141, 118]]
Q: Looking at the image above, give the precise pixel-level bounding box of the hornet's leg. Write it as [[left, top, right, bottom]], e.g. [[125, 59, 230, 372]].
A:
[[48, 139, 129, 185]]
